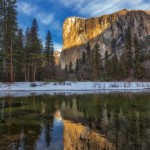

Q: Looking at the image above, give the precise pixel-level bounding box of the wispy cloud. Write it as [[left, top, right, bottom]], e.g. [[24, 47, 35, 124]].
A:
[[37, 13, 54, 25], [57, 0, 150, 17], [17, 2, 37, 15], [17, 2, 57, 27]]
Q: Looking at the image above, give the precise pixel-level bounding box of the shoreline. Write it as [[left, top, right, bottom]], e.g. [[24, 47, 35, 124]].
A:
[[0, 81, 150, 97], [0, 81, 150, 91]]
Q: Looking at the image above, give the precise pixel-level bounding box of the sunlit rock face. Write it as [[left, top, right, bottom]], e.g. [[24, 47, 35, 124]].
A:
[[54, 50, 61, 65], [60, 9, 150, 68]]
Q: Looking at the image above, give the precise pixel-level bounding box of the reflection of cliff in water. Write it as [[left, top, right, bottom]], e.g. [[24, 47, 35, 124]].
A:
[[62, 101, 150, 150], [63, 120, 115, 150], [61, 98, 83, 121], [61, 97, 150, 150], [0, 93, 150, 150], [62, 100, 115, 150]]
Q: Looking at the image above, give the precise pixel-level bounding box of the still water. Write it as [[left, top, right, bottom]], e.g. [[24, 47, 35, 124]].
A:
[[0, 92, 150, 150]]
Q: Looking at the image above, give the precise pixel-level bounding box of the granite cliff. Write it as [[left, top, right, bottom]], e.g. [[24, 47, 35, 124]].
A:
[[54, 50, 61, 65], [60, 9, 150, 68]]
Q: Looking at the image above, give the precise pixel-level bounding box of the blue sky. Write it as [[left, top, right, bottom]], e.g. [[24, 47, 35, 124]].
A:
[[17, 0, 150, 50]]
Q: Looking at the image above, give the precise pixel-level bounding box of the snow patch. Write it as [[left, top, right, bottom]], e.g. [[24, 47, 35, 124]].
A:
[[0, 82, 150, 92]]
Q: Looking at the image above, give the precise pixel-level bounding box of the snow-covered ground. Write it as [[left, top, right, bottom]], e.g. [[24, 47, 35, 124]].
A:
[[0, 82, 150, 97], [0, 89, 150, 98], [0, 81, 150, 91]]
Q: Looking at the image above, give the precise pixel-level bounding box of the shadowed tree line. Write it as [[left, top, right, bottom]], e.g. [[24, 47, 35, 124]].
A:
[[65, 28, 148, 81]]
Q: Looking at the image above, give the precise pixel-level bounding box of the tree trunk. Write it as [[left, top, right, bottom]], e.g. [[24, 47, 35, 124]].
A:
[[24, 66, 27, 82], [10, 39, 13, 82], [33, 66, 36, 82], [31, 59, 34, 82], [27, 67, 30, 81], [14, 72, 15, 82]]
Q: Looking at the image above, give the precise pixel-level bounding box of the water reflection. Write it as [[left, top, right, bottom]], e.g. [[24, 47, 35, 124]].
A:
[[35, 122, 52, 150], [49, 109, 63, 150], [83, 104, 150, 150], [1, 100, 5, 120], [0, 93, 149, 150], [61, 98, 83, 121], [35, 108, 63, 150], [18, 129, 25, 150]]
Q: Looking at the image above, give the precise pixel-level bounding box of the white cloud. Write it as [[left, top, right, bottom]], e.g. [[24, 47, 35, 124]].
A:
[[57, 0, 150, 17], [17, 2, 60, 29], [17, 2, 37, 15], [37, 13, 54, 25]]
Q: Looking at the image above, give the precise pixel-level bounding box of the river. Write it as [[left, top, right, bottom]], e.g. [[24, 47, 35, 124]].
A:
[[0, 92, 150, 150]]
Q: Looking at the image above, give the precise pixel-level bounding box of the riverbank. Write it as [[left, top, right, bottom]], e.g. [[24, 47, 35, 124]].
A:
[[0, 82, 149, 97], [0, 82, 150, 91]]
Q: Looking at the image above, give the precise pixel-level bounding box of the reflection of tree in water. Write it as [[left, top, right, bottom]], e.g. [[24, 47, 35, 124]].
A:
[[101, 103, 109, 134], [62, 95, 150, 150], [43, 115, 53, 147], [40, 101, 52, 147], [35, 114, 53, 149], [0, 93, 150, 149], [18, 128, 25, 149], [83, 104, 150, 150], [41, 102, 46, 114], [0, 99, 5, 120]]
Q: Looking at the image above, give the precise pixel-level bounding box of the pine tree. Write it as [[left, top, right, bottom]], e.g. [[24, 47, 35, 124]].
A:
[[45, 30, 54, 64], [104, 50, 119, 81], [44, 30, 55, 80], [134, 35, 144, 79], [45, 31, 51, 62], [82, 51, 86, 64], [0, 2, 4, 80], [105, 50, 111, 80], [75, 59, 79, 72], [65, 64, 68, 73], [124, 27, 134, 78], [30, 18, 42, 81], [120, 27, 134, 79], [86, 42, 91, 65], [13, 28, 24, 81], [49, 34, 55, 66], [24, 27, 31, 81], [49, 34, 55, 80], [0, 48, 4, 81], [119, 53, 127, 79], [0, 0, 18, 81], [4, 0, 18, 82], [111, 53, 119, 80], [69, 61, 73, 73], [0, 0, 6, 81], [92, 43, 101, 80]]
